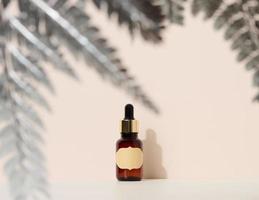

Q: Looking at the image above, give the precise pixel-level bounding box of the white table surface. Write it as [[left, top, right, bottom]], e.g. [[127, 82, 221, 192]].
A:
[[1, 180, 259, 200]]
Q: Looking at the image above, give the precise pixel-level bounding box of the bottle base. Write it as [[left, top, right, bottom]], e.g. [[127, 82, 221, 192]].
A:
[[117, 177, 142, 181]]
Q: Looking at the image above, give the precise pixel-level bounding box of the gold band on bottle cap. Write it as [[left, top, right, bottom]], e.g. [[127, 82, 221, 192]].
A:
[[121, 120, 138, 133]]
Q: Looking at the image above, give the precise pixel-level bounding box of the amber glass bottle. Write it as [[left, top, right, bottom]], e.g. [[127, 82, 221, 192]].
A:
[[116, 104, 143, 181]]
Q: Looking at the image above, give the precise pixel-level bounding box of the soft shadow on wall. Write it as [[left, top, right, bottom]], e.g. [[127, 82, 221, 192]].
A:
[[143, 129, 167, 179]]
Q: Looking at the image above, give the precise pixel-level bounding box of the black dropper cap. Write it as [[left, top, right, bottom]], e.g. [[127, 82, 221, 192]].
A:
[[124, 104, 134, 120], [121, 104, 138, 133]]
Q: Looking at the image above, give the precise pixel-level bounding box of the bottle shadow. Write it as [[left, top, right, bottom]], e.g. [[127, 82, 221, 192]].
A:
[[143, 129, 167, 179]]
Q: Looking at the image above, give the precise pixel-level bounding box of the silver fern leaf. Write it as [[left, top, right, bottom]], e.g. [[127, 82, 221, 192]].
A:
[[1, 1, 160, 200], [9, 45, 54, 92], [0, 44, 49, 200], [192, 0, 259, 101], [8, 69, 50, 110], [25, 0, 159, 111], [9, 17, 78, 79], [92, 0, 165, 42]]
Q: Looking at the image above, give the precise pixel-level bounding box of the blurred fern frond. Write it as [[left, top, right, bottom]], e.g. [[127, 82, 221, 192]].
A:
[[192, 0, 259, 100], [163, 0, 187, 25], [28, 0, 158, 111], [9, 17, 78, 79], [2, 1, 259, 200], [0, 44, 50, 200], [91, 0, 165, 42], [0, 0, 161, 200]]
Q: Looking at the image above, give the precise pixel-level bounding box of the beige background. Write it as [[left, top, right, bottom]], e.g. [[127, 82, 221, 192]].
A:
[[1, 4, 259, 183]]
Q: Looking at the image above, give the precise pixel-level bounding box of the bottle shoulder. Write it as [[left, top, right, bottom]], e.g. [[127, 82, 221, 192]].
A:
[[116, 138, 142, 144], [116, 136, 142, 149]]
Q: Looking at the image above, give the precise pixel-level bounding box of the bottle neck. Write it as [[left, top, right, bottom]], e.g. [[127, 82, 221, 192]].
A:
[[121, 132, 138, 139]]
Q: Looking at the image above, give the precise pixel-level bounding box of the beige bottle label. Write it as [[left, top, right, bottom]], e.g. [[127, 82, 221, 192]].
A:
[[116, 147, 143, 170]]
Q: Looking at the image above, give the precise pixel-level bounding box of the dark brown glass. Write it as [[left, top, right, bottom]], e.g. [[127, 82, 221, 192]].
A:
[[116, 133, 143, 181]]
